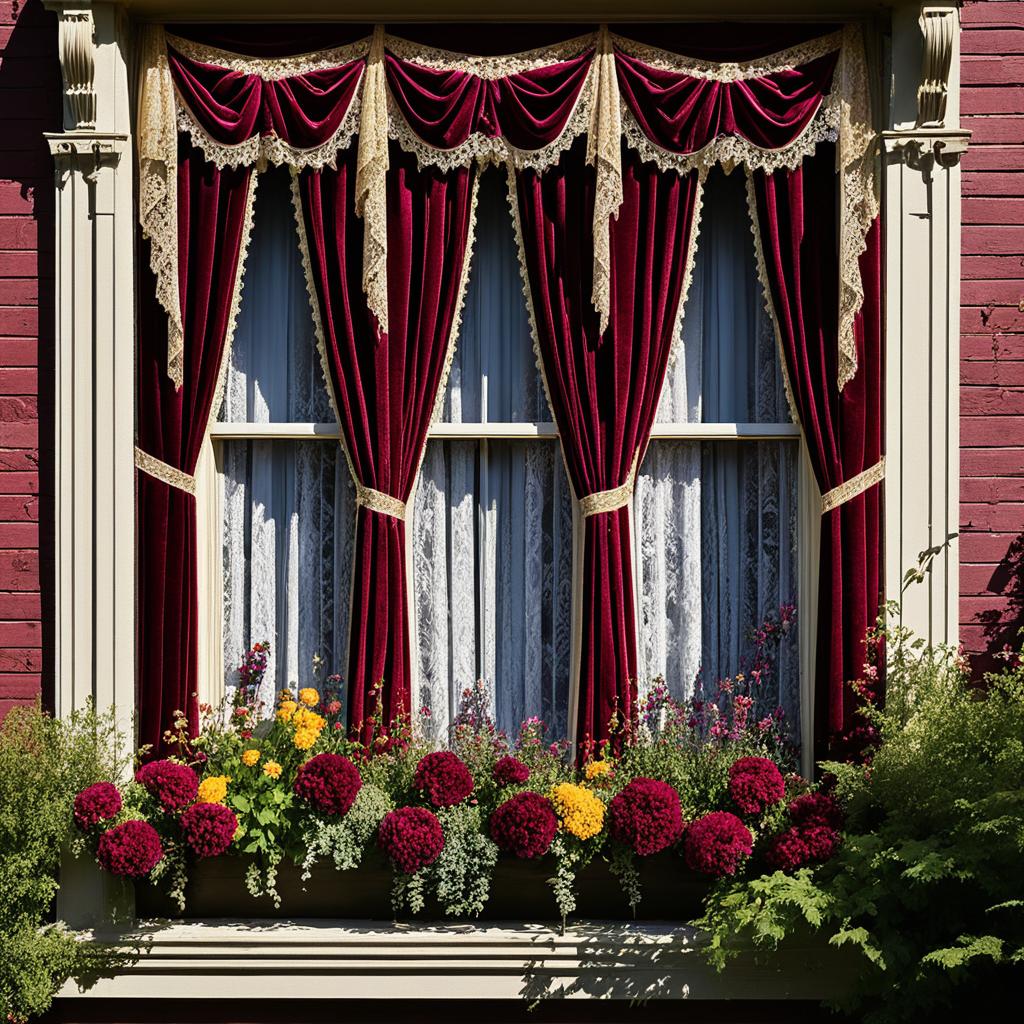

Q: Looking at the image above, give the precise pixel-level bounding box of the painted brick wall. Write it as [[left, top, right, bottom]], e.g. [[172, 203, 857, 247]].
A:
[[961, 0, 1024, 673], [0, 0, 59, 717]]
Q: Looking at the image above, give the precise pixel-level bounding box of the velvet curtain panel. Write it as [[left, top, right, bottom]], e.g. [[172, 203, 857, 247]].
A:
[[296, 143, 475, 739], [749, 145, 884, 755], [136, 141, 254, 751], [514, 140, 701, 748]]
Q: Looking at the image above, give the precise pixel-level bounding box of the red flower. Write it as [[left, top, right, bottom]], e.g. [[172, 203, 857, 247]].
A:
[[73, 782, 122, 830], [378, 807, 444, 874], [135, 759, 199, 813], [293, 753, 362, 816], [180, 802, 238, 859], [96, 819, 164, 877], [727, 756, 785, 816], [608, 778, 684, 857], [764, 824, 842, 871], [413, 751, 474, 808], [683, 812, 753, 877], [787, 791, 844, 830], [490, 792, 558, 859], [493, 756, 531, 787]]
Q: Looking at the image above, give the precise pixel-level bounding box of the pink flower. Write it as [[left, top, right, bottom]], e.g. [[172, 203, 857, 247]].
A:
[[294, 753, 362, 816], [413, 751, 474, 808], [73, 782, 122, 830], [378, 807, 444, 874], [683, 812, 753, 877], [135, 759, 199, 813], [608, 778, 684, 857], [180, 802, 238, 859], [492, 756, 530, 787], [727, 756, 785, 816], [787, 791, 844, 830], [490, 792, 558, 859], [97, 819, 164, 877]]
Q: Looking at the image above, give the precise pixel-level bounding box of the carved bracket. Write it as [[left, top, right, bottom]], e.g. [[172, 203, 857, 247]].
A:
[[45, 132, 126, 186], [57, 6, 96, 130], [882, 129, 970, 170], [917, 6, 956, 129]]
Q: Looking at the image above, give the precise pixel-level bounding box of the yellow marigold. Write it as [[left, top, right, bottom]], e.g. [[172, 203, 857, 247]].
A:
[[550, 782, 605, 840], [584, 759, 612, 780], [298, 687, 319, 707], [293, 727, 319, 751], [293, 708, 326, 732], [197, 775, 230, 804], [276, 700, 297, 723], [241, 749, 261, 767], [263, 760, 282, 780]]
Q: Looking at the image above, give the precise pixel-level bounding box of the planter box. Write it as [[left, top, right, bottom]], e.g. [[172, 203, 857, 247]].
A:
[[135, 850, 709, 922]]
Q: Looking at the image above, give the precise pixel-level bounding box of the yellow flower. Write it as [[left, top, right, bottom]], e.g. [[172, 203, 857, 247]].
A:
[[549, 782, 605, 840], [293, 708, 326, 731], [293, 727, 319, 751], [197, 775, 230, 804], [263, 760, 282, 780], [278, 689, 293, 703], [298, 687, 319, 707], [276, 700, 297, 723], [584, 759, 612, 781], [241, 749, 261, 767]]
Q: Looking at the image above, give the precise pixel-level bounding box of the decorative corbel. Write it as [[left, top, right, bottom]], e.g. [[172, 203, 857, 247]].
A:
[[916, 6, 956, 129], [56, 6, 97, 130]]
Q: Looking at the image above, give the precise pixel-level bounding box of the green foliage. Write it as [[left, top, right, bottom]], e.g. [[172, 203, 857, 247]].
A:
[[428, 805, 498, 917], [696, 612, 1024, 1023], [300, 783, 393, 876], [0, 702, 129, 1022]]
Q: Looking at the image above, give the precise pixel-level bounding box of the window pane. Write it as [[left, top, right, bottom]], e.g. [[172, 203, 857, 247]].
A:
[[413, 439, 573, 741], [222, 439, 355, 705], [219, 167, 333, 424], [634, 439, 800, 734], [657, 167, 792, 426], [441, 168, 551, 424]]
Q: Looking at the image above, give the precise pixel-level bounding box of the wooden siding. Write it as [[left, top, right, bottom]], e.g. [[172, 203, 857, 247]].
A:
[[0, 0, 58, 716], [960, 1, 1024, 673]]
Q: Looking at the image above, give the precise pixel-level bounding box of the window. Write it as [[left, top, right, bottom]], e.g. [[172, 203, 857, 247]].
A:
[[209, 163, 802, 740]]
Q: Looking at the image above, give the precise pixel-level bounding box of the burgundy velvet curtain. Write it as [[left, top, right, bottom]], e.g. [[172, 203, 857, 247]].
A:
[[136, 140, 254, 751], [296, 143, 475, 739], [514, 139, 701, 749], [749, 144, 883, 756]]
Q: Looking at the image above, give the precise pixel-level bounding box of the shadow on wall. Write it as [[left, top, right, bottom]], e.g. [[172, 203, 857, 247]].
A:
[[0, 0, 60, 712], [973, 531, 1024, 678]]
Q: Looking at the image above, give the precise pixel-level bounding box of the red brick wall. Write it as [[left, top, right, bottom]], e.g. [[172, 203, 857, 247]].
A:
[[0, 0, 59, 716], [961, 0, 1024, 673]]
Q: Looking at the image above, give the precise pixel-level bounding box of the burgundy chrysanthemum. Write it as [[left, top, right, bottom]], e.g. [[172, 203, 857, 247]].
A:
[[135, 759, 199, 813], [764, 822, 842, 872], [73, 782, 122, 830], [800, 824, 842, 863], [490, 791, 558, 859], [608, 778, 684, 857], [727, 756, 786, 816], [293, 753, 363, 816], [180, 802, 238, 859], [413, 751, 474, 808], [378, 807, 445, 874], [493, 755, 531, 787], [683, 811, 753, 877], [96, 819, 164, 878], [788, 791, 844, 830]]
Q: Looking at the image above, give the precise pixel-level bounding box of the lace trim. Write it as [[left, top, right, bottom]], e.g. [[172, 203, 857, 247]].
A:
[[744, 169, 801, 430], [356, 26, 390, 337], [611, 28, 842, 80], [134, 446, 196, 496], [588, 26, 622, 336], [356, 484, 408, 520], [579, 452, 640, 517], [383, 30, 596, 78], [175, 91, 362, 171], [210, 171, 260, 425], [820, 456, 885, 514], [665, 172, 706, 373], [165, 32, 372, 79], [620, 90, 840, 179], [138, 26, 184, 388], [387, 58, 596, 172]]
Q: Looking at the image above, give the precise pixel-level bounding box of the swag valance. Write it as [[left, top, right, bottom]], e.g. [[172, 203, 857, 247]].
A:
[[135, 22, 883, 760]]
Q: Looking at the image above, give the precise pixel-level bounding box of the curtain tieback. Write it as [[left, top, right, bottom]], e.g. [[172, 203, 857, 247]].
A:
[[134, 446, 196, 496], [356, 483, 407, 520], [579, 454, 640, 518], [820, 456, 885, 515]]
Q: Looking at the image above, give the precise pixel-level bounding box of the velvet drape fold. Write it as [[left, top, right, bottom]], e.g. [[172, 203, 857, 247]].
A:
[[296, 143, 475, 739], [513, 140, 701, 748], [749, 144, 883, 756], [136, 141, 254, 751]]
